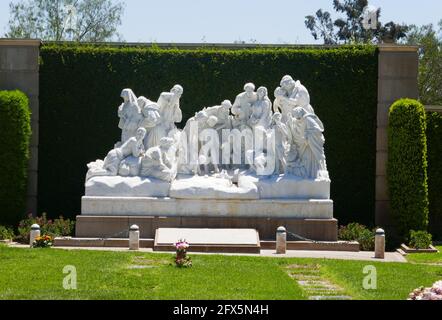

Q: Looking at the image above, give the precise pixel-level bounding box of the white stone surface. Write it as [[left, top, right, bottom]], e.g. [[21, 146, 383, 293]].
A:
[[85, 176, 170, 197], [241, 174, 330, 200], [155, 228, 259, 245], [81, 196, 334, 218], [82, 80, 334, 220], [170, 174, 258, 200]]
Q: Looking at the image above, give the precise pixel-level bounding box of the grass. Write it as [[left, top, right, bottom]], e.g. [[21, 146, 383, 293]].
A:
[[405, 246, 442, 264], [0, 245, 441, 300]]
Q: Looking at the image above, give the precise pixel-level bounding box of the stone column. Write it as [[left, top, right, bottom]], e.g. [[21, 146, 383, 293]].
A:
[[0, 39, 41, 216], [276, 226, 287, 254], [129, 224, 140, 250], [374, 228, 385, 259], [376, 45, 419, 227]]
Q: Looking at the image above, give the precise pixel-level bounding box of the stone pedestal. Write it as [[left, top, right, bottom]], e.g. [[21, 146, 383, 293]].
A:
[[82, 196, 333, 219], [75, 215, 338, 241]]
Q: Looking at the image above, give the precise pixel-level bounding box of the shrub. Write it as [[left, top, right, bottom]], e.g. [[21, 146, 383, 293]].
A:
[[0, 90, 31, 226], [15, 213, 75, 244], [409, 230, 433, 249], [338, 223, 375, 251], [39, 44, 378, 225], [0, 226, 15, 240], [426, 112, 442, 239], [387, 99, 429, 239]]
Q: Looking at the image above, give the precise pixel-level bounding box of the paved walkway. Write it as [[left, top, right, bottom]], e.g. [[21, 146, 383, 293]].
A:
[[8, 243, 407, 263]]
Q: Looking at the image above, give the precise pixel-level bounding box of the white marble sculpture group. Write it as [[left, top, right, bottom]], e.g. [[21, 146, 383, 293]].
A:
[[86, 75, 330, 201]]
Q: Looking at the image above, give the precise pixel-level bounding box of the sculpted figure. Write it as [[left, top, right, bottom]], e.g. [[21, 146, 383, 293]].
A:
[[139, 98, 165, 149], [232, 83, 257, 129], [204, 100, 233, 132], [157, 85, 184, 133], [273, 87, 290, 123], [277, 75, 315, 117], [178, 111, 210, 175], [287, 107, 328, 180], [271, 112, 290, 174], [159, 137, 178, 177], [140, 147, 175, 182], [198, 116, 221, 175], [118, 89, 143, 143], [103, 127, 146, 176], [248, 86, 272, 129]]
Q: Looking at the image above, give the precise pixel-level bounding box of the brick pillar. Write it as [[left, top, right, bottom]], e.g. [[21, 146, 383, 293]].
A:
[[0, 39, 41, 216], [376, 45, 419, 227]]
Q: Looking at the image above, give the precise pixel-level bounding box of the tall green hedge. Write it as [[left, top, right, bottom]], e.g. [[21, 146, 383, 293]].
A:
[[387, 99, 429, 239], [38, 44, 378, 223], [427, 112, 442, 239], [0, 90, 31, 226]]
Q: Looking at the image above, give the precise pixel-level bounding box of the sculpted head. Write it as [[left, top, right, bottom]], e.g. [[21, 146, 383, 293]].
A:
[[280, 75, 296, 92], [274, 87, 286, 98], [207, 116, 218, 128], [142, 102, 160, 117], [171, 85, 184, 97], [221, 100, 232, 110], [220, 100, 232, 116], [121, 89, 137, 103], [136, 127, 147, 140], [195, 110, 209, 123], [244, 83, 256, 98], [257, 87, 268, 100], [292, 107, 307, 120], [273, 112, 282, 123]]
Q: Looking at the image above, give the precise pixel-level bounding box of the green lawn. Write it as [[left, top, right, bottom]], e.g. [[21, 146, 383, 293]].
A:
[[405, 246, 442, 264], [0, 245, 441, 300]]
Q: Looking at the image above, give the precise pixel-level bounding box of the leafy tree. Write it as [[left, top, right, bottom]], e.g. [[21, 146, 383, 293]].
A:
[[305, 0, 408, 44], [407, 20, 442, 105], [6, 0, 125, 42]]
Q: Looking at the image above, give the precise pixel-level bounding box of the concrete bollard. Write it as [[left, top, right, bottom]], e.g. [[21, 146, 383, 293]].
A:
[[30, 224, 40, 247], [129, 225, 140, 251], [276, 226, 287, 254], [375, 228, 385, 259]]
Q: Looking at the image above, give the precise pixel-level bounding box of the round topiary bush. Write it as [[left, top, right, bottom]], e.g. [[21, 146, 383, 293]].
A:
[[387, 98, 429, 240]]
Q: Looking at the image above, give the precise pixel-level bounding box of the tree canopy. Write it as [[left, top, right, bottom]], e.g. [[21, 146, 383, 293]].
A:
[[305, 0, 408, 44], [408, 21, 442, 106], [6, 0, 125, 42]]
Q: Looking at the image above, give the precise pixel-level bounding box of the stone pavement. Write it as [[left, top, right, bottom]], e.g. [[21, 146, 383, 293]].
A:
[[8, 243, 407, 263]]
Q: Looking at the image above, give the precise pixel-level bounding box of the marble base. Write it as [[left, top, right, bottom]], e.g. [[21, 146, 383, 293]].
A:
[[75, 216, 338, 241], [82, 196, 334, 219], [170, 174, 258, 200], [85, 174, 330, 200], [247, 175, 330, 199], [154, 228, 261, 253], [86, 176, 170, 197]]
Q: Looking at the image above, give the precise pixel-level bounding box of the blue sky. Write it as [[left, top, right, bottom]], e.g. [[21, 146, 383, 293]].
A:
[[0, 0, 441, 43]]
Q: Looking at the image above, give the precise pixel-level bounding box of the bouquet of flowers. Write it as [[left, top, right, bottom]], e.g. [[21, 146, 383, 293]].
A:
[[174, 239, 192, 268], [32, 235, 53, 248], [408, 281, 442, 300]]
